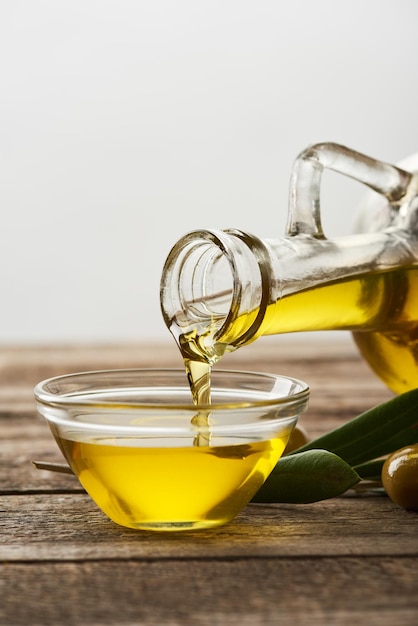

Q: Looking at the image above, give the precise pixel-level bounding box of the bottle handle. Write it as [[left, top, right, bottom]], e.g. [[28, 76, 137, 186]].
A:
[[286, 142, 414, 238]]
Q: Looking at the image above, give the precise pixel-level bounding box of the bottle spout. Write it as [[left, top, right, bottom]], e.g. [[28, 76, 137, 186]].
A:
[[160, 229, 272, 363]]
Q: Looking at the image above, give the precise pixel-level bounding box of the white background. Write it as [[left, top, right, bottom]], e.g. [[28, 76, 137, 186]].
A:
[[1, 0, 418, 345]]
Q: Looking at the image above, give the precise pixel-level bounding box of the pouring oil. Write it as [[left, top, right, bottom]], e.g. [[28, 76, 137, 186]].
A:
[[61, 263, 417, 530]]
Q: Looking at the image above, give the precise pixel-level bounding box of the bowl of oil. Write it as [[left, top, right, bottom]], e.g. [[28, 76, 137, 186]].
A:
[[34, 369, 309, 531]]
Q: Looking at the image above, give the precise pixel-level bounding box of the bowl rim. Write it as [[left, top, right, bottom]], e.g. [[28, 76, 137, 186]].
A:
[[34, 367, 310, 412]]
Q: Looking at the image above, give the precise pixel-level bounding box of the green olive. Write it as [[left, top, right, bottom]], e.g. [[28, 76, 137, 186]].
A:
[[284, 424, 310, 455], [382, 445, 418, 510]]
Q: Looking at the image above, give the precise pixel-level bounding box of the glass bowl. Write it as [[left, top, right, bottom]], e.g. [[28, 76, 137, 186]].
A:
[[34, 368, 309, 531]]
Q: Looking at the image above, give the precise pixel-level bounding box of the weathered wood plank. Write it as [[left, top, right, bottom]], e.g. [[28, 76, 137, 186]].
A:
[[1, 493, 417, 561], [1, 556, 417, 626]]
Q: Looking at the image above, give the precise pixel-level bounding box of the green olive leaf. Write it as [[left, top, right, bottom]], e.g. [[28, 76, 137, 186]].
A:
[[251, 449, 360, 504], [291, 387, 418, 466]]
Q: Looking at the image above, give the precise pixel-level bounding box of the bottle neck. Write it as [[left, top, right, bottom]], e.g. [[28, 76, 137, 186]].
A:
[[160, 226, 418, 364], [160, 229, 271, 363]]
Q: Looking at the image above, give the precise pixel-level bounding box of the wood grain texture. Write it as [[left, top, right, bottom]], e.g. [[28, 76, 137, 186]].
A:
[[0, 339, 414, 626], [1, 494, 417, 561], [1, 558, 418, 626]]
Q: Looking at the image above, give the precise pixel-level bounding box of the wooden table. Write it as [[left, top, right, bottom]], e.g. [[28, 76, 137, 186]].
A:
[[1, 338, 417, 625]]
